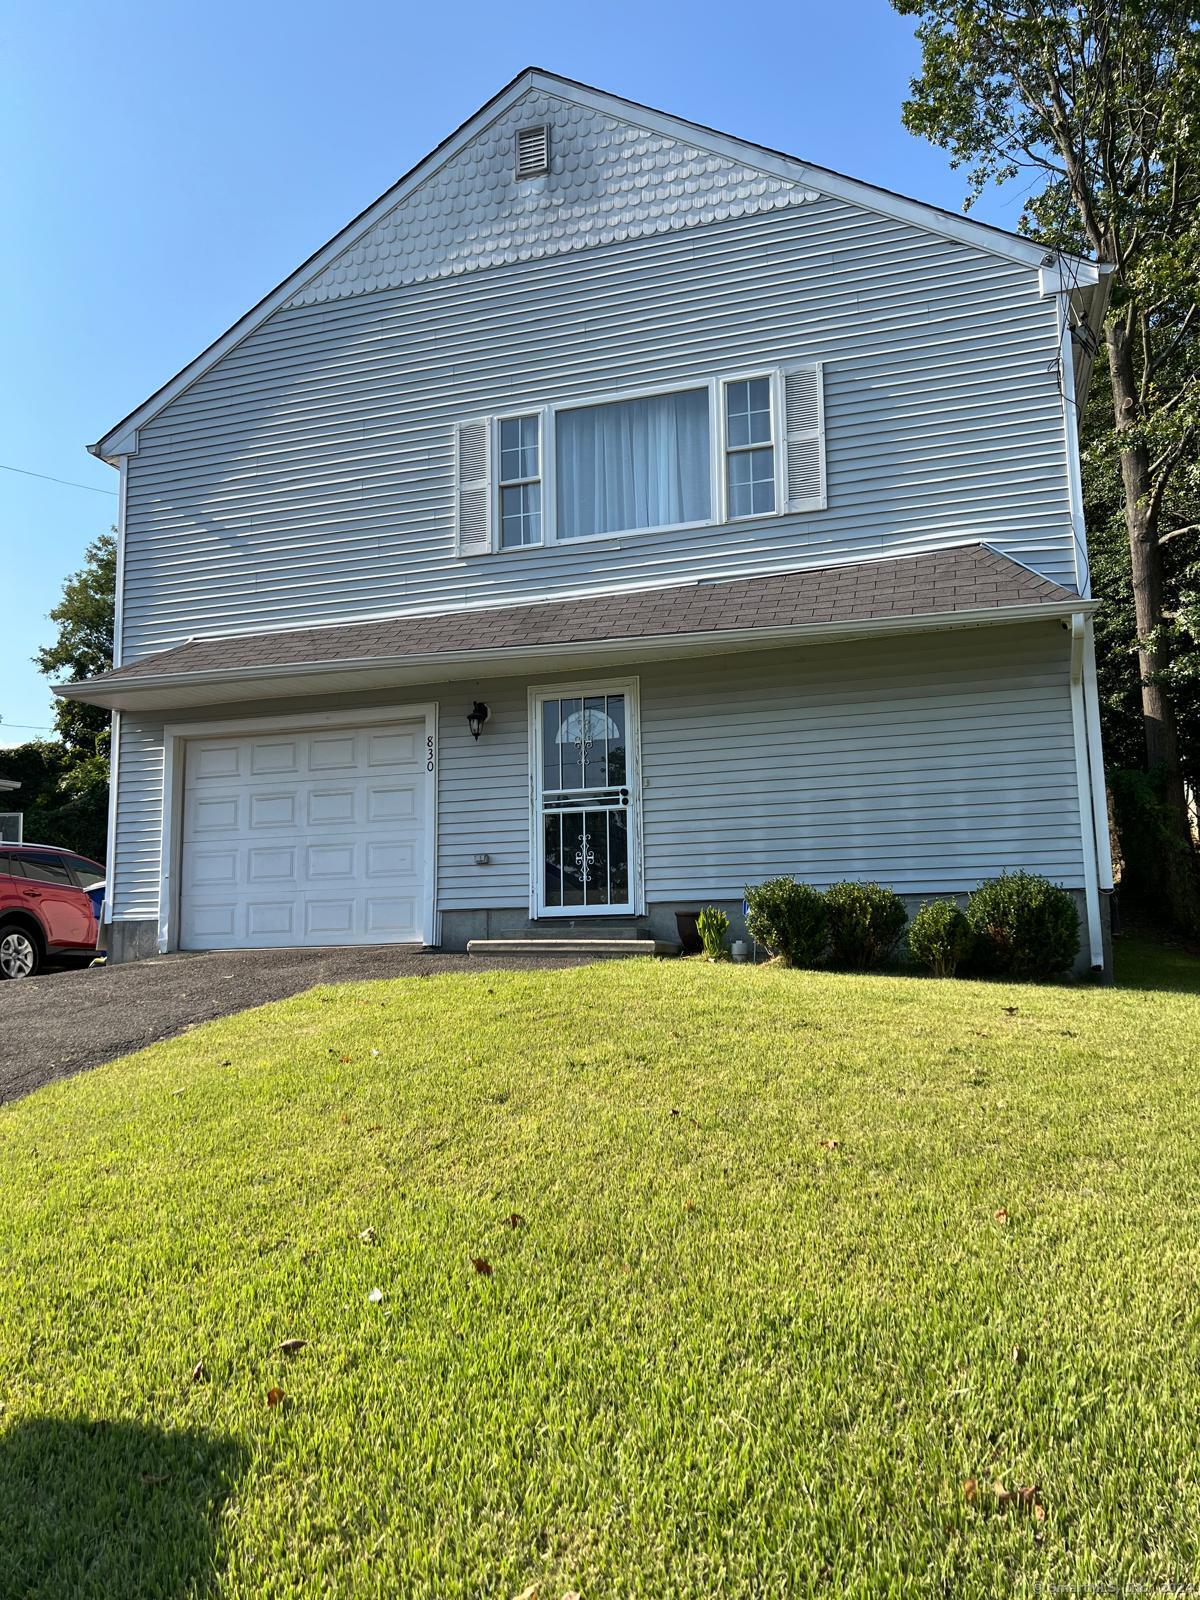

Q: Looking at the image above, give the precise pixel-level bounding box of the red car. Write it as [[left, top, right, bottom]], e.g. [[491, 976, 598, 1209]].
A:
[[0, 844, 105, 979]]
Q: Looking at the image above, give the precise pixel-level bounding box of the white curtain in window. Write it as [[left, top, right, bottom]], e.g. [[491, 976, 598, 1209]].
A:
[[556, 389, 711, 539]]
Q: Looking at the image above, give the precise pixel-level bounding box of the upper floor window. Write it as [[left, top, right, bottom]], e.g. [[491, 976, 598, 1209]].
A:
[[453, 361, 825, 557], [499, 415, 542, 548], [556, 388, 711, 540], [724, 376, 776, 518]]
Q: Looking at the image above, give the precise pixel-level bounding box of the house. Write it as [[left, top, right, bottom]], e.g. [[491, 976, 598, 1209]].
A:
[[0, 778, 21, 844], [60, 68, 1114, 971]]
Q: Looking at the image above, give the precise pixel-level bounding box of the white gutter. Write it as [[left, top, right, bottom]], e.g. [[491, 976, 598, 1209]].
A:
[[53, 599, 1095, 711], [1069, 612, 1105, 970]]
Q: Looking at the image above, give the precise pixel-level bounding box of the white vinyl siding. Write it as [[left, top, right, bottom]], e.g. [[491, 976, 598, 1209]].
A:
[[110, 716, 166, 921], [107, 626, 1083, 928], [434, 624, 1084, 911], [120, 198, 1074, 662]]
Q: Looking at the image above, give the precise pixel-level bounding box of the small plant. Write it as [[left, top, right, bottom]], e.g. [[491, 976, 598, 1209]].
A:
[[744, 878, 828, 967], [696, 905, 730, 961], [907, 899, 973, 978], [966, 871, 1080, 979], [824, 881, 908, 970]]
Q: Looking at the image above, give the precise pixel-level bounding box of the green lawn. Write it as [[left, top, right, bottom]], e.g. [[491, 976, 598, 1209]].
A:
[[2, 946, 1200, 1598]]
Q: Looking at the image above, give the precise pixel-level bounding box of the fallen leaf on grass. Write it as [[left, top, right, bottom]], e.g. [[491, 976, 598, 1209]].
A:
[[139, 1472, 172, 1486], [266, 1387, 285, 1408], [562, 1590, 582, 1600], [471, 1257, 493, 1276], [994, 1207, 1009, 1225], [1011, 1343, 1026, 1365], [820, 1138, 841, 1151], [505, 1213, 526, 1230], [367, 1287, 384, 1303], [278, 1339, 308, 1356], [513, 1587, 538, 1600], [190, 1359, 206, 1384], [963, 1477, 978, 1502], [992, 1480, 1041, 1512], [359, 1227, 377, 1244], [683, 1200, 697, 1213], [1002, 1006, 1019, 1015]]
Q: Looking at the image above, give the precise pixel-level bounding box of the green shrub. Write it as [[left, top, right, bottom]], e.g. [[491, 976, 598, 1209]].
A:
[[824, 881, 908, 970], [696, 906, 730, 961], [966, 871, 1080, 979], [744, 878, 828, 967], [907, 899, 973, 977]]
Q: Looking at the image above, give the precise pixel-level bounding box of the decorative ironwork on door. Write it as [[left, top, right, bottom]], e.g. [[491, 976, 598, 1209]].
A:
[[538, 693, 633, 911]]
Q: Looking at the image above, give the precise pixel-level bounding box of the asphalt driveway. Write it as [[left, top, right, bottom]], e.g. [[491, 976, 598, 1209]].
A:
[[0, 946, 587, 1104]]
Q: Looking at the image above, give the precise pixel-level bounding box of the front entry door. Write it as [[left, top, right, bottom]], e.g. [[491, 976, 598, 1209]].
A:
[[533, 685, 641, 917]]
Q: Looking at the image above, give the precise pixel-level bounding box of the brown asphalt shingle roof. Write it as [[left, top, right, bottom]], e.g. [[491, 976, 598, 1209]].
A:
[[74, 545, 1077, 689]]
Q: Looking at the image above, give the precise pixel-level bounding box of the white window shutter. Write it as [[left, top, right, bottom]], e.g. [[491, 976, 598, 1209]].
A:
[[782, 363, 826, 512], [454, 418, 492, 556]]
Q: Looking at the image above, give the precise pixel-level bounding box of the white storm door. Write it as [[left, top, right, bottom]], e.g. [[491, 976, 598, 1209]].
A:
[[533, 685, 641, 917], [179, 721, 428, 950]]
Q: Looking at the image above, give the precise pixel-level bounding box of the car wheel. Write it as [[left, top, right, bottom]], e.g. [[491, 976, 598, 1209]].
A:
[[0, 924, 41, 980]]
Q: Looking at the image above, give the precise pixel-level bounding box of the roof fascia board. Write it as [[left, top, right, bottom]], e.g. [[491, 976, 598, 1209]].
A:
[[92, 69, 1080, 461], [54, 598, 1094, 710]]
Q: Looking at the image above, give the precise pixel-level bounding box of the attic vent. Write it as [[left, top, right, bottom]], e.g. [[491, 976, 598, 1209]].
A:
[[515, 124, 550, 179]]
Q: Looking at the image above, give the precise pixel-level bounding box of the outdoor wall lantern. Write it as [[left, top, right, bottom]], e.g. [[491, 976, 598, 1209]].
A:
[[467, 702, 490, 741]]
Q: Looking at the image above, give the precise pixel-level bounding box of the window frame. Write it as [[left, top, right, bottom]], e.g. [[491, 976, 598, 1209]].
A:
[[719, 370, 783, 523], [548, 376, 722, 547], [492, 406, 548, 552], [486, 366, 805, 552]]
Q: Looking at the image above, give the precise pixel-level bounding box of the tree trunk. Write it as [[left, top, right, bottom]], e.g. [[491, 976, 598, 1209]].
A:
[[1106, 317, 1199, 928], [1107, 322, 1182, 774]]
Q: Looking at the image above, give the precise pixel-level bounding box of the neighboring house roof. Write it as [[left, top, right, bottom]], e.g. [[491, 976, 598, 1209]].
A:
[[89, 67, 1106, 463], [57, 546, 1089, 712]]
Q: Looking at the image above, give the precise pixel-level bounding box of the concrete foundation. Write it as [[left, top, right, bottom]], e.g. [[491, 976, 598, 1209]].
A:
[[440, 888, 1111, 979], [105, 891, 1111, 981], [106, 919, 159, 965]]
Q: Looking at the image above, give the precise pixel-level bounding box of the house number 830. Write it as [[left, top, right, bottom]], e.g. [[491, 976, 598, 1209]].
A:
[[426, 735, 435, 773]]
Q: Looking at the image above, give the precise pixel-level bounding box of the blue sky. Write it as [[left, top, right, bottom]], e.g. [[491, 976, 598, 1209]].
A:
[[0, 0, 1030, 748]]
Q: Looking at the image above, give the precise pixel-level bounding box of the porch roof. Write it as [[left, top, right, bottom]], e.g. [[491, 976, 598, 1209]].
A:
[[56, 544, 1089, 714]]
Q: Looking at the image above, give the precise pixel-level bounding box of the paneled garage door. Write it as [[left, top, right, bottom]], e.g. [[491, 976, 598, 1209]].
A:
[[179, 722, 429, 950]]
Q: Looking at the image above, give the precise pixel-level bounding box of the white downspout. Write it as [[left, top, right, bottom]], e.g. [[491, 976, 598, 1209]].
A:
[[1069, 612, 1105, 969], [101, 454, 130, 934]]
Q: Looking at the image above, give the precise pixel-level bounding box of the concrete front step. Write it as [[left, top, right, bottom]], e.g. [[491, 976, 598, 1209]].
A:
[[467, 937, 678, 958]]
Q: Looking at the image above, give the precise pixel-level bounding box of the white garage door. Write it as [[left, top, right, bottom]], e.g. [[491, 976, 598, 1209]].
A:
[[179, 721, 429, 950]]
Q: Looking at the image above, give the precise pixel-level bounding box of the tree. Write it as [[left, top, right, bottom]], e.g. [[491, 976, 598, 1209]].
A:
[[33, 531, 116, 761], [0, 532, 116, 862], [891, 0, 1200, 928]]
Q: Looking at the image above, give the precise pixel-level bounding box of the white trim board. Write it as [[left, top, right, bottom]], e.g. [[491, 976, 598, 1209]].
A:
[[89, 68, 1101, 464], [156, 702, 439, 955]]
